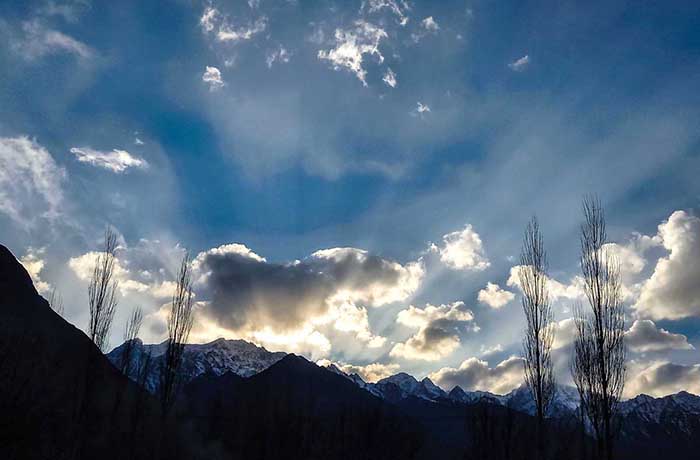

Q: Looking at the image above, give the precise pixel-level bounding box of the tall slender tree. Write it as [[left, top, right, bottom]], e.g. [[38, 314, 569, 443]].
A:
[[88, 228, 119, 352], [159, 252, 194, 415], [120, 306, 143, 375], [572, 196, 626, 460], [519, 216, 555, 459]]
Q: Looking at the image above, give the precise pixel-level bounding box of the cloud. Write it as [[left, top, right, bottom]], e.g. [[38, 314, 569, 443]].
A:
[[362, 0, 410, 26], [625, 319, 694, 353], [410, 101, 431, 117], [192, 244, 423, 348], [390, 302, 478, 361], [431, 224, 490, 271], [217, 16, 267, 42], [479, 343, 504, 358], [633, 211, 700, 320], [20, 247, 51, 294], [318, 359, 400, 383], [382, 68, 397, 88], [0, 136, 65, 228], [551, 317, 578, 350], [266, 46, 291, 68], [421, 17, 440, 32], [429, 356, 525, 394], [411, 16, 440, 42], [12, 20, 93, 60], [199, 6, 219, 33], [626, 361, 700, 398], [318, 20, 387, 86], [478, 282, 515, 309], [508, 55, 530, 71], [68, 251, 150, 294], [69, 147, 148, 173], [202, 66, 225, 91], [507, 266, 584, 301]]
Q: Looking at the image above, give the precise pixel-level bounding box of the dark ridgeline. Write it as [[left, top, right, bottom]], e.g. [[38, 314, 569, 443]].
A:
[[1, 243, 699, 460], [0, 245, 196, 460]]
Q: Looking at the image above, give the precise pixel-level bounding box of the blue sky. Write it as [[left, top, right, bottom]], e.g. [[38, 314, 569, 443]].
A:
[[1, 0, 699, 396]]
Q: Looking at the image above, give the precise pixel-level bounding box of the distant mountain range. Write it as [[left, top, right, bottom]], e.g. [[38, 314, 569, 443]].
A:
[[107, 336, 697, 423], [2, 243, 698, 460]]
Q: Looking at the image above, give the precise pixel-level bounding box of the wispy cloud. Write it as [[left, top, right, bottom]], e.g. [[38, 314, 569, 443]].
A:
[[69, 147, 148, 173], [508, 54, 530, 71]]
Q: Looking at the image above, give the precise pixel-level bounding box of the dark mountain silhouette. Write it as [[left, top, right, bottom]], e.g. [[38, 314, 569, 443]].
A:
[[0, 245, 197, 460], [2, 242, 699, 460], [181, 353, 426, 460]]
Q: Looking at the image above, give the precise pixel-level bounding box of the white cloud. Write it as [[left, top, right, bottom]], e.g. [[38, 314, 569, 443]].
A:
[[551, 317, 578, 350], [507, 266, 585, 301], [318, 20, 387, 86], [633, 211, 700, 320], [20, 247, 51, 294], [382, 68, 397, 88], [362, 0, 410, 26], [217, 16, 267, 42], [199, 6, 219, 33], [12, 20, 93, 60], [409, 101, 431, 117], [508, 55, 530, 71], [266, 46, 291, 68], [431, 224, 490, 271], [479, 343, 504, 357], [625, 319, 694, 353], [319, 359, 400, 383], [68, 251, 150, 295], [202, 66, 225, 91], [421, 16, 439, 32], [325, 297, 386, 347], [69, 147, 148, 173], [0, 136, 65, 228], [390, 301, 478, 361], [429, 356, 525, 394], [478, 282, 515, 309], [626, 360, 700, 398]]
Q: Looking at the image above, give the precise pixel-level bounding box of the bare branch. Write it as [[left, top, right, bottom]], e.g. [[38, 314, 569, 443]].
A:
[[519, 216, 555, 458], [571, 196, 626, 460], [159, 252, 195, 415], [87, 227, 119, 352]]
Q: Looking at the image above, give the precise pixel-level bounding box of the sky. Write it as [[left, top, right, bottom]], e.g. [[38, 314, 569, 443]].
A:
[[1, 0, 700, 398]]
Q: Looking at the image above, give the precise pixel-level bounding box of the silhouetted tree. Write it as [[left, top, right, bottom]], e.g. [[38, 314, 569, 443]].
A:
[[88, 228, 119, 352], [120, 306, 143, 375], [159, 252, 194, 415], [519, 216, 555, 459], [572, 196, 626, 460]]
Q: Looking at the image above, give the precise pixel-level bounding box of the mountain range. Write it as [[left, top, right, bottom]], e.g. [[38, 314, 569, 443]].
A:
[[2, 243, 698, 460]]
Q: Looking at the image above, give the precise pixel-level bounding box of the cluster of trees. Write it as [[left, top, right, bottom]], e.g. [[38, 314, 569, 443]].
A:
[[518, 196, 626, 460], [83, 228, 195, 417]]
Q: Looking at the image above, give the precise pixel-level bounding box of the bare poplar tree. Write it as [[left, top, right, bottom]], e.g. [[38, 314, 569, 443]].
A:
[[572, 196, 626, 460], [519, 216, 555, 459], [47, 287, 64, 317], [159, 252, 194, 415], [88, 228, 119, 352], [120, 306, 143, 375]]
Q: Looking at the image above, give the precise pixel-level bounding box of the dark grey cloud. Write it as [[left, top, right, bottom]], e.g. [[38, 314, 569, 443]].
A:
[[627, 361, 700, 397], [194, 245, 423, 333]]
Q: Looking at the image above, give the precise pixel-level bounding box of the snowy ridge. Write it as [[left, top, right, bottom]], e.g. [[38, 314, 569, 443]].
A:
[[107, 337, 286, 393]]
